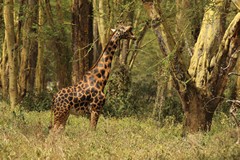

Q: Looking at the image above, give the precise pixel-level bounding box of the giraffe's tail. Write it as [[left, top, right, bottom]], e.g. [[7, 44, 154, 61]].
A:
[[48, 105, 53, 130], [48, 95, 56, 130]]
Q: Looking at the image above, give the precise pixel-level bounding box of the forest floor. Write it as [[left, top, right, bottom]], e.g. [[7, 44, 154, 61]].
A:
[[0, 102, 239, 160]]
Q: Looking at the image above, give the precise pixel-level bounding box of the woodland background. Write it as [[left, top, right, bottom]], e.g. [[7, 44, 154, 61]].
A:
[[0, 0, 183, 122], [0, 0, 240, 159]]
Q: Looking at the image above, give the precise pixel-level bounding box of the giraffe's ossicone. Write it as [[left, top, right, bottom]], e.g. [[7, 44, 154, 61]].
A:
[[49, 25, 136, 133]]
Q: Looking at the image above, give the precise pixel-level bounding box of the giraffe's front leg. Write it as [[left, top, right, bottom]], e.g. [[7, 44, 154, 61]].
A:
[[90, 110, 100, 130], [90, 93, 105, 130]]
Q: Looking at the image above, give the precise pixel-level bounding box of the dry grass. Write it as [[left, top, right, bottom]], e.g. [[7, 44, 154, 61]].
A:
[[0, 102, 239, 160]]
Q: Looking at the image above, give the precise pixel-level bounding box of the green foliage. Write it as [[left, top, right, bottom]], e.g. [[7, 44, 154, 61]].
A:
[[20, 92, 53, 112], [0, 102, 239, 159], [161, 96, 183, 123], [219, 75, 237, 114], [128, 75, 157, 116], [104, 64, 132, 117], [104, 64, 157, 118]]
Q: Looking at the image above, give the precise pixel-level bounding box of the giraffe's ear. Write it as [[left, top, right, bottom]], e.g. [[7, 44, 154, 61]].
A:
[[111, 29, 116, 33]]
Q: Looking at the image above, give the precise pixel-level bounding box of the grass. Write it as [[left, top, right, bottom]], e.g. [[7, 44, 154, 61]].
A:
[[0, 102, 239, 160]]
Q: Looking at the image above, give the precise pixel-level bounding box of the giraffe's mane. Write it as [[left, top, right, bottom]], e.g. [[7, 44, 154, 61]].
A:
[[89, 31, 117, 71]]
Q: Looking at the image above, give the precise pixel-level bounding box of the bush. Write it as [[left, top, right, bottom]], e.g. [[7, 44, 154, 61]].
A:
[[161, 96, 183, 123], [104, 68, 157, 118], [20, 91, 53, 112], [104, 65, 132, 117]]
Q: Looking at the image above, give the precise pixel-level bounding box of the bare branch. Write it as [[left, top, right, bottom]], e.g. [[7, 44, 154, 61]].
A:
[[129, 22, 149, 70]]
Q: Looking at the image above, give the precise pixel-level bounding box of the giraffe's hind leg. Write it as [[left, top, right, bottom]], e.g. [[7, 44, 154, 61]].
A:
[[52, 106, 70, 134]]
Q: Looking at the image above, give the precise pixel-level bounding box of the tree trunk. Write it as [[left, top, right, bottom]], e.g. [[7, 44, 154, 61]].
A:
[[120, 40, 130, 65], [0, 40, 9, 99], [180, 86, 218, 134], [4, 0, 18, 108], [0, 0, 3, 42], [152, 67, 167, 121], [92, 0, 101, 63], [16, 0, 25, 61], [19, 0, 38, 98], [232, 0, 240, 10], [27, 0, 38, 93], [35, 0, 44, 93], [71, 0, 93, 84], [97, 0, 109, 50]]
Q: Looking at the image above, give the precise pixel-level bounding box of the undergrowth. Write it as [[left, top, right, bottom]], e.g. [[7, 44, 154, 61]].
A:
[[0, 102, 239, 159]]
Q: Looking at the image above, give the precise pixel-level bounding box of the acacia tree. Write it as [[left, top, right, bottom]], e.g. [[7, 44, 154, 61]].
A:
[[143, 0, 240, 133]]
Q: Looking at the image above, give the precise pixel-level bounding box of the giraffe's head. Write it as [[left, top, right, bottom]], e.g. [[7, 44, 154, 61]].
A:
[[112, 25, 136, 40]]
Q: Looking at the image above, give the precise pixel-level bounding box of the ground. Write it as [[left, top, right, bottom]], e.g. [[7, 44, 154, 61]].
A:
[[0, 102, 239, 159]]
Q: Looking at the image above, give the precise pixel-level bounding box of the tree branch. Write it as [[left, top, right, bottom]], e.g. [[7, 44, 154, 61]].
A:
[[209, 12, 240, 95], [142, 0, 192, 93], [129, 22, 149, 70]]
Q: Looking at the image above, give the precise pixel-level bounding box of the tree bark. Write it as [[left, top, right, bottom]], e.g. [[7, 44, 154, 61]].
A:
[[71, 0, 93, 84], [0, 0, 5, 96], [19, 0, 38, 98], [35, 0, 44, 93], [188, 0, 225, 90], [0, 0, 3, 41], [232, 0, 240, 10], [0, 40, 9, 99], [97, 0, 109, 50], [16, 0, 25, 60], [92, 0, 101, 63], [4, 0, 18, 108], [120, 40, 130, 65], [180, 87, 216, 134], [152, 67, 167, 120]]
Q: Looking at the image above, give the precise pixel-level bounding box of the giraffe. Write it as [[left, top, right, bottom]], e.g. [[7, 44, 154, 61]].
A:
[[49, 25, 136, 133]]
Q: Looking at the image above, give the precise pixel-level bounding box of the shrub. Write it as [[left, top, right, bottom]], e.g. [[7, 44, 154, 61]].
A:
[[20, 91, 53, 112]]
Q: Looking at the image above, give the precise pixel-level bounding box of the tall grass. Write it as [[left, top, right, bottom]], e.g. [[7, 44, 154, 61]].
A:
[[0, 102, 239, 159]]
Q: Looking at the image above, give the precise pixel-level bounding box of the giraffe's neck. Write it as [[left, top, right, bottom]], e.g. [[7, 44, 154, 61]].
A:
[[90, 35, 119, 88]]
